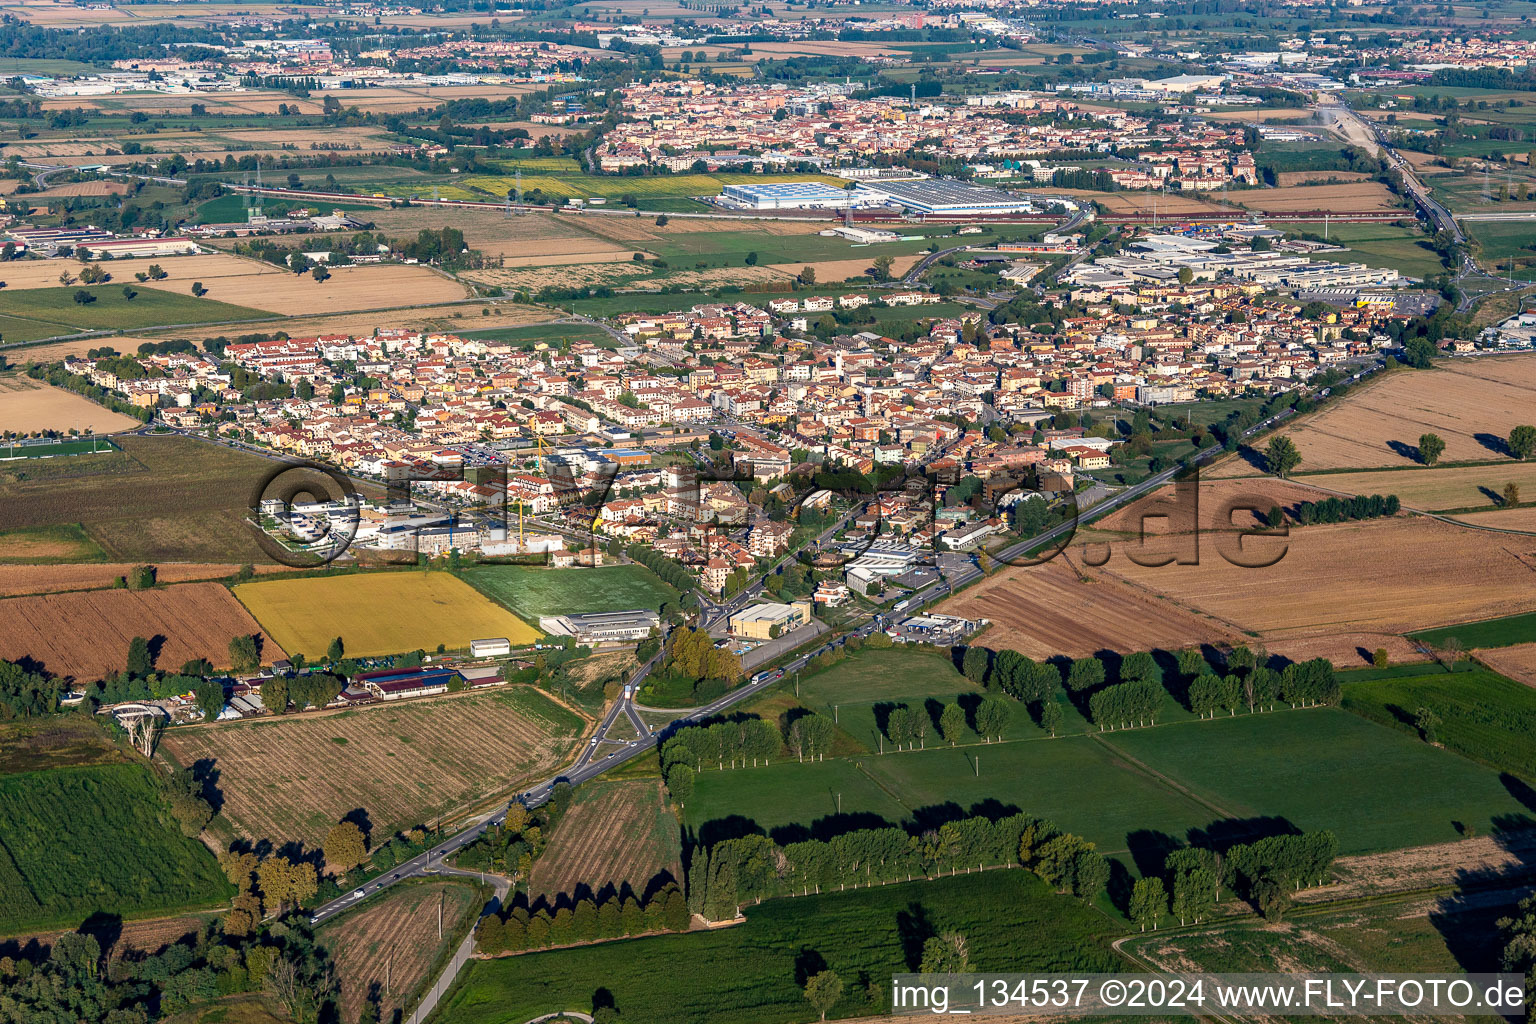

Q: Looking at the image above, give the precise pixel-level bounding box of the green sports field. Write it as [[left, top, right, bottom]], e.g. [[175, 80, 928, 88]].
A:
[[436, 870, 1119, 1024], [460, 564, 678, 622], [0, 286, 270, 335]]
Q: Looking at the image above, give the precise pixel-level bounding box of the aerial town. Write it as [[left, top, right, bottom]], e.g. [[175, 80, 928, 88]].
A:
[[1, 1, 1535, 1023]]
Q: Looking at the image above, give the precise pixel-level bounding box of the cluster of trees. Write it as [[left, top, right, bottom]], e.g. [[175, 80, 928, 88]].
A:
[[477, 885, 690, 955], [1290, 493, 1400, 526], [392, 226, 468, 264], [1087, 680, 1165, 730], [661, 715, 783, 773], [1134, 831, 1338, 928], [1498, 894, 1536, 1008], [256, 672, 346, 715], [663, 627, 743, 686], [456, 799, 556, 881], [0, 657, 54, 718], [687, 811, 1110, 922], [0, 921, 339, 1024], [626, 542, 697, 593]]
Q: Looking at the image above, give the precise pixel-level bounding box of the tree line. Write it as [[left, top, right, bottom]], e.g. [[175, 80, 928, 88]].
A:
[[476, 883, 690, 955], [1130, 829, 1338, 930], [686, 811, 1110, 923], [1286, 493, 1400, 526]]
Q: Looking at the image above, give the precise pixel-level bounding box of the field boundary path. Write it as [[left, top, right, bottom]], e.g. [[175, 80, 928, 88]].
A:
[[404, 867, 508, 1024], [1091, 732, 1242, 822]]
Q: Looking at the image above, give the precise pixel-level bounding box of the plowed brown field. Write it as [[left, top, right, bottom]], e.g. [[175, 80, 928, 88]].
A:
[[0, 562, 292, 598], [1101, 517, 1536, 662], [936, 557, 1242, 660], [158, 687, 584, 847], [0, 581, 281, 682], [528, 779, 681, 906], [320, 879, 483, 1024]]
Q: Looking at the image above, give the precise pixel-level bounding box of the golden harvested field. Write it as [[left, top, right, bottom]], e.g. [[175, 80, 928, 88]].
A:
[[936, 557, 1242, 660], [1444, 505, 1536, 531], [34, 180, 131, 198], [0, 581, 282, 682], [137, 258, 469, 315], [0, 254, 213, 290], [0, 373, 142, 433], [584, 216, 823, 245], [766, 254, 922, 282], [1297, 461, 1536, 512], [1275, 170, 1377, 187], [158, 687, 585, 845], [321, 879, 484, 1024], [528, 779, 681, 905], [0, 561, 290, 598], [1229, 182, 1402, 213], [234, 571, 538, 659], [1081, 475, 1333, 537], [1102, 517, 1536, 663], [1474, 642, 1536, 687], [1222, 357, 1536, 472]]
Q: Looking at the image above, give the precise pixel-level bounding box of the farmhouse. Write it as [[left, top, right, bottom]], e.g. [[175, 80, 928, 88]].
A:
[[357, 668, 460, 701]]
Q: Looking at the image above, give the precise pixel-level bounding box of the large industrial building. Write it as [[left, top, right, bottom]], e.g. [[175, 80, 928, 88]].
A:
[[539, 609, 661, 644], [718, 181, 856, 210], [852, 178, 1043, 216]]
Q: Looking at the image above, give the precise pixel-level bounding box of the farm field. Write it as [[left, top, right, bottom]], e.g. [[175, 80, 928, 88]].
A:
[[0, 434, 298, 563], [459, 564, 677, 622], [136, 257, 471, 315], [527, 779, 681, 905], [1295, 461, 1536, 511], [936, 557, 1240, 661], [1122, 892, 1495, 978], [1443, 504, 1536, 531], [1101, 516, 1536, 664], [0, 581, 281, 682], [0, 372, 143, 434], [689, 698, 1531, 861], [1475, 643, 1536, 688], [320, 878, 485, 1024], [235, 571, 539, 659], [1413, 609, 1536, 650], [365, 208, 633, 262], [438, 871, 1119, 1024], [0, 560, 289, 596], [1211, 356, 1536, 472], [158, 687, 584, 847], [0, 523, 106, 564], [0, 762, 232, 936], [1100, 709, 1528, 854], [1227, 181, 1406, 213], [1032, 187, 1233, 216], [683, 757, 912, 842], [1467, 219, 1536, 271], [1280, 220, 1446, 279], [1341, 666, 1536, 779], [0, 284, 270, 334]]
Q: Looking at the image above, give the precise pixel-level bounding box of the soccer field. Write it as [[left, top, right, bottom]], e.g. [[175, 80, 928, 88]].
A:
[[460, 564, 678, 621], [234, 570, 539, 658]]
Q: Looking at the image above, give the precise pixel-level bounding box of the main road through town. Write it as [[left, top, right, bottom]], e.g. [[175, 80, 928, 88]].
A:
[[306, 359, 1367, 926]]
